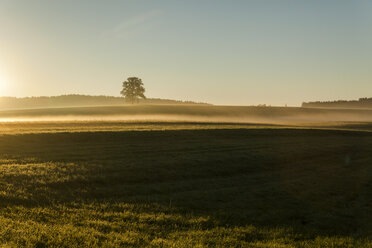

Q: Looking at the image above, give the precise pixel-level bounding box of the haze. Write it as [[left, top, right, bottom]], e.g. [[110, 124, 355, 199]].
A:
[[0, 0, 371, 106]]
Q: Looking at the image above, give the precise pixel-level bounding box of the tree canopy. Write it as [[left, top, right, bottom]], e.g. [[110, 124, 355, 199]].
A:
[[120, 77, 146, 104]]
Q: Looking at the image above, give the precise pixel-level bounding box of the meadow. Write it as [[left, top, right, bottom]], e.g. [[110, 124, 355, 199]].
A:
[[0, 105, 372, 247]]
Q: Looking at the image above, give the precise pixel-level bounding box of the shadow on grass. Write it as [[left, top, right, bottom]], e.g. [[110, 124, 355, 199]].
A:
[[0, 129, 372, 246]]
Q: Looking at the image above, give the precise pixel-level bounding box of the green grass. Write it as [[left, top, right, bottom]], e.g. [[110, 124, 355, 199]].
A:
[[0, 121, 372, 247]]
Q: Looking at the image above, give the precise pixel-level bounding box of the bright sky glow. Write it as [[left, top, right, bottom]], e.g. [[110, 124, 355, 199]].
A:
[[0, 0, 371, 106], [0, 74, 7, 92]]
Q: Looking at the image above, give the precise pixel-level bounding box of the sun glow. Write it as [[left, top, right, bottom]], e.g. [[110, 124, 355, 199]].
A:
[[0, 75, 8, 93]]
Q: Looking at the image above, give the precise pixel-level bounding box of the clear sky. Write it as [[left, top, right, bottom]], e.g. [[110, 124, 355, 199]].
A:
[[0, 0, 371, 106]]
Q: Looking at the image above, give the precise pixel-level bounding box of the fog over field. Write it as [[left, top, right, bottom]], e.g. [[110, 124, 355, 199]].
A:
[[1, 105, 372, 124]]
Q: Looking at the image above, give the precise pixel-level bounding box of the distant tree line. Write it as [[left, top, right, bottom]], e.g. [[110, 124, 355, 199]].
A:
[[302, 97, 372, 109], [0, 95, 209, 110]]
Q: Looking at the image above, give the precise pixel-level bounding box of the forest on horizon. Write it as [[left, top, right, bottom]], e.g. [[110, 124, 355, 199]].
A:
[[302, 97, 372, 109]]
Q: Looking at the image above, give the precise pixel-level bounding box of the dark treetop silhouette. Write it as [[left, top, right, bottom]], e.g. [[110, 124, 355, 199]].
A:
[[302, 97, 372, 109], [120, 77, 146, 104]]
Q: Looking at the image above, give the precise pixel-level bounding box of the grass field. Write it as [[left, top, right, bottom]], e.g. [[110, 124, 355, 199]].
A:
[[1, 106, 372, 247]]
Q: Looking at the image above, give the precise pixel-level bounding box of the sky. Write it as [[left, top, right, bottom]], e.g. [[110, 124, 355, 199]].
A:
[[0, 0, 371, 106]]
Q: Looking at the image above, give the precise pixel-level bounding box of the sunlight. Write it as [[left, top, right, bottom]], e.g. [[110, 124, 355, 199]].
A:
[[0, 75, 7, 93]]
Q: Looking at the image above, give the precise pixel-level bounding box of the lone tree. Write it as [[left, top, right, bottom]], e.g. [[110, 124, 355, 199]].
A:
[[120, 77, 146, 104]]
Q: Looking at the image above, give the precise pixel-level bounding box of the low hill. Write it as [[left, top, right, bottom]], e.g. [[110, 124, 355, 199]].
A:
[[0, 95, 209, 110], [302, 97, 372, 109]]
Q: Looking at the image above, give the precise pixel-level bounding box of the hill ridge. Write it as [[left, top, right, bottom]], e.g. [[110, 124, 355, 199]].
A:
[[0, 94, 210, 110]]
